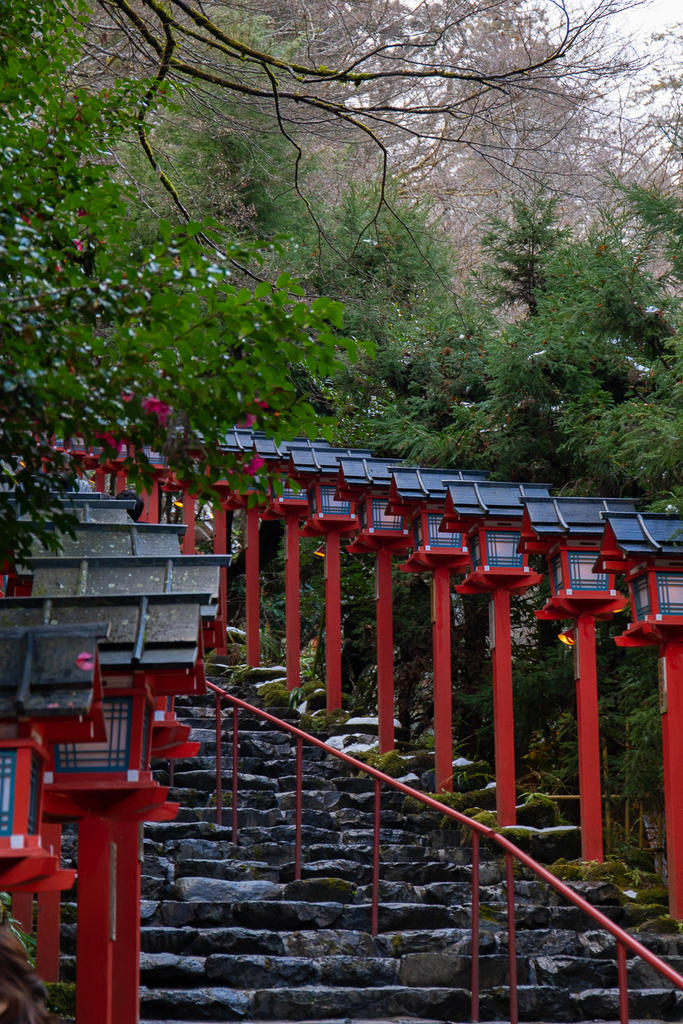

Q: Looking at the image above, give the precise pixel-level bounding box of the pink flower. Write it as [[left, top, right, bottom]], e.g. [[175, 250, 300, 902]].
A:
[[76, 651, 95, 672], [121, 391, 134, 403], [141, 396, 171, 427], [254, 400, 268, 409], [96, 431, 118, 449], [74, 239, 83, 252], [243, 455, 266, 476], [236, 414, 257, 429]]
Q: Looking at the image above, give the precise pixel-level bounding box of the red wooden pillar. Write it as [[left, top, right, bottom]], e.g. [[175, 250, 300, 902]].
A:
[[182, 491, 196, 555], [214, 507, 228, 656], [432, 567, 453, 792], [115, 471, 127, 494], [245, 505, 260, 667], [285, 515, 301, 691], [95, 468, 106, 493], [575, 614, 604, 863], [148, 480, 159, 524], [662, 641, 683, 918], [12, 892, 33, 934], [376, 548, 395, 753], [325, 531, 342, 712], [111, 820, 142, 1024], [36, 823, 63, 982], [491, 588, 516, 825], [76, 815, 115, 1024]]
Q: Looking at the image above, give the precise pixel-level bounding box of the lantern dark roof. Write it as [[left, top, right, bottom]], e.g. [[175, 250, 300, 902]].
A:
[[444, 480, 552, 518], [22, 555, 229, 605], [336, 457, 404, 491], [0, 622, 108, 718], [602, 512, 683, 556], [252, 434, 332, 463], [288, 445, 374, 477], [390, 467, 490, 504], [0, 594, 208, 671], [29, 522, 186, 558], [522, 497, 639, 537], [10, 495, 138, 525]]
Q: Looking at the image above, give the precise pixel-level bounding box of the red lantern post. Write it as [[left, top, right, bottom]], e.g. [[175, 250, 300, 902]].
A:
[[597, 512, 683, 917], [386, 467, 490, 791], [519, 497, 636, 862], [336, 457, 407, 752], [292, 445, 372, 712], [443, 481, 549, 824]]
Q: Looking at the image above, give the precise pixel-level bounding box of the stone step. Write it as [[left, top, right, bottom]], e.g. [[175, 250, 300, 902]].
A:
[[139, 984, 473, 1022]]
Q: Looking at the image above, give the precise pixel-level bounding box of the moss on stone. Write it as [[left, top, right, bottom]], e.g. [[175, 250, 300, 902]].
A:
[[638, 915, 680, 934], [45, 982, 76, 1017], [285, 876, 357, 903], [261, 683, 291, 708], [60, 903, 77, 924], [460, 810, 499, 848], [499, 827, 533, 854], [364, 750, 408, 778], [516, 793, 559, 829]]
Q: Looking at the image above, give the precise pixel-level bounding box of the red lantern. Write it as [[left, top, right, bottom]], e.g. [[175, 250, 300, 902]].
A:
[[0, 622, 107, 892], [385, 467, 489, 791], [519, 496, 636, 863], [445, 481, 549, 825], [597, 512, 683, 918], [336, 457, 406, 753]]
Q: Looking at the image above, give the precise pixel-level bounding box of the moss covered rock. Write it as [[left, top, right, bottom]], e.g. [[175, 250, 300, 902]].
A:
[[45, 982, 76, 1017], [284, 877, 357, 903], [516, 794, 559, 829], [638, 915, 680, 934], [460, 810, 498, 848], [364, 750, 408, 778], [460, 787, 497, 811]]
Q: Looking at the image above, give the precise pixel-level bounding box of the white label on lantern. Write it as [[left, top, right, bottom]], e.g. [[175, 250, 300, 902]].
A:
[[659, 658, 668, 714], [127, 770, 139, 782], [10, 835, 24, 849], [44, 772, 54, 784], [154, 711, 165, 721]]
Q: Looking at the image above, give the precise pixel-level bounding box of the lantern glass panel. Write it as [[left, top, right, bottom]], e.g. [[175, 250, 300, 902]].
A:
[[567, 552, 608, 590], [632, 575, 651, 621], [427, 514, 461, 547], [0, 751, 16, 836], [551, 554, 563, 594], [54, 697, 132, 772], [371, 499, 403, 531], [472, 532, 482, 567], [359, 502, 368, 531], [27, 755, 40, 835], [484, 531, 522, 567], [413, 516, 424, 548], [320, 486, 350, 514], [657, 573, 683, 615]]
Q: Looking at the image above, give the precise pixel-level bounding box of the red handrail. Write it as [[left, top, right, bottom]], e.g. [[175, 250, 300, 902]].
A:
[[207, 680, 683, 1021]]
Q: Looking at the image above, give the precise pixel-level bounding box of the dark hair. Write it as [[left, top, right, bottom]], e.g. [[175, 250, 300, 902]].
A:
[[115, 488, 145, 522], [0, 929, 57, 1024]]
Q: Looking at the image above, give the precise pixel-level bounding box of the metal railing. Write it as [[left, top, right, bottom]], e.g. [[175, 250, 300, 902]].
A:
[[207, 681, 683, 1024]]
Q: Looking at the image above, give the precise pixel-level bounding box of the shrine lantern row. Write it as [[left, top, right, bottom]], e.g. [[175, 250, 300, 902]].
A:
[[2, 495, 229, 1024]]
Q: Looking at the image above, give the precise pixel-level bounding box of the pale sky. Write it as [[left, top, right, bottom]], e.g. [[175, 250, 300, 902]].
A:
[[620, 0, 681, 38]]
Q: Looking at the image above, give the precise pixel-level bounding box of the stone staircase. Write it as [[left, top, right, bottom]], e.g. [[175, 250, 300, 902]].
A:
[[61, 673, 683, 1022]]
